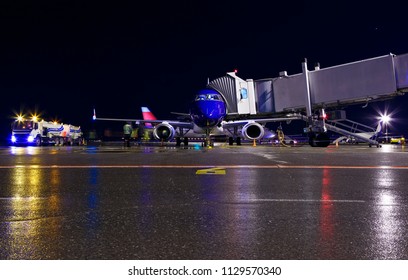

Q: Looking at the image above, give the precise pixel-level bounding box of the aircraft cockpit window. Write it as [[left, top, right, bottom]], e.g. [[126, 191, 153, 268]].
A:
[[207, 94, 220, 100], [195, 95, 206, 101]]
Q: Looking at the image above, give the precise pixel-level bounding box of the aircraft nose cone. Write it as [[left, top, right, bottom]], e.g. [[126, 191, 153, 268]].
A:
[[193, 101, 226, 127]]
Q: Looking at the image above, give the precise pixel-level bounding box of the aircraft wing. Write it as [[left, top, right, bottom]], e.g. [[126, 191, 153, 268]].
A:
[[93, 116, 194, 129], [221, 115, 303, 129]]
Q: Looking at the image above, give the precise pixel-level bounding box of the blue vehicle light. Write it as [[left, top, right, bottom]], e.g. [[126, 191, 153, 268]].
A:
[[11, 135, 17, 143], [27, 136, 34, 142]]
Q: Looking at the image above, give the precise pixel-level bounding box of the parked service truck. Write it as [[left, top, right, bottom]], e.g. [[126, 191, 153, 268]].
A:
[[11, 116, 83, 146]]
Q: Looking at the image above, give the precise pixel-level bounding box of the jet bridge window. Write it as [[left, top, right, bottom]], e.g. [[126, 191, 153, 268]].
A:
[[240, 88, 248, 99]]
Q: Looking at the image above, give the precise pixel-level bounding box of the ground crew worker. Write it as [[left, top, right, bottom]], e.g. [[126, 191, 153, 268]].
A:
[[123, 122, 132, 147]]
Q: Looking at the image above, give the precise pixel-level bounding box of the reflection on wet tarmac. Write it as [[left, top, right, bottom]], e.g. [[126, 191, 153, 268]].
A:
[[9, 146, 39, 156], [226, 169, 261, 258], [11, 167, 44, 216], [1, 145, 408, 259], [86, 167, 101, 239], [319, 168, 335, 259], [136, 168, 154, 237], [372, 169, 404, 259], [4, 166, 62, 259]]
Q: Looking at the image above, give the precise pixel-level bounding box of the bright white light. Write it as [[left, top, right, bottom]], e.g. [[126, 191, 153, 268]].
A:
[[380, 114, 391, 124]]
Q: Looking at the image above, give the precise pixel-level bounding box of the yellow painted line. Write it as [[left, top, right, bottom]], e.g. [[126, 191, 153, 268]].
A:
[[195, 167, 226, 175]]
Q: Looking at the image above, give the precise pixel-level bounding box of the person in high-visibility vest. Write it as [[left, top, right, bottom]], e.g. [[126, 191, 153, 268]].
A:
[[123, 122, 132, 147]]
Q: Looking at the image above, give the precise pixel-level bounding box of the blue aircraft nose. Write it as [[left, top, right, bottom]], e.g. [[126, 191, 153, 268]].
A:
[[191, 99, 226, 128]]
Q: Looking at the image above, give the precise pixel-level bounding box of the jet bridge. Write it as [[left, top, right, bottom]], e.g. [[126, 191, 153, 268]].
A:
[[208, 53, 408, 147]]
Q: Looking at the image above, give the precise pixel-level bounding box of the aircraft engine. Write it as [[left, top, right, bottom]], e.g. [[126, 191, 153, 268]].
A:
[[241, 122, 265, 140], [153, 122, 176, 141]]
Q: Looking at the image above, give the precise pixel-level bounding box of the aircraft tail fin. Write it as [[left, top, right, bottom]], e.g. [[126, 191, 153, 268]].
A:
[[368, 122, 382, 139], [141, 107, 156, 128], [142, 107, 157, 120], [375, 122, 382, 134]]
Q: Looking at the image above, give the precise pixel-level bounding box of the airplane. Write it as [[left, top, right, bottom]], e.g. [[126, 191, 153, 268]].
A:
[[92, 88, 301, 147], [141, 106, 287, 144]]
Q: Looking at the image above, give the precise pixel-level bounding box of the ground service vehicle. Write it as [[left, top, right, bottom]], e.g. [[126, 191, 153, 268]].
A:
[[390, 136, 406, 144], [11, 116, 83, 146]]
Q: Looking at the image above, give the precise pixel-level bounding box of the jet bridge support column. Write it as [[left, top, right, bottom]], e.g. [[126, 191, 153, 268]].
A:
[[303, 59, 313, 121], [303, 59, 330, 147]]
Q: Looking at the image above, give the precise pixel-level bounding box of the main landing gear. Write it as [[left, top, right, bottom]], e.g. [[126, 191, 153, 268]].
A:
[[308, 132, 330, 147], [228, 137, 241, 146]]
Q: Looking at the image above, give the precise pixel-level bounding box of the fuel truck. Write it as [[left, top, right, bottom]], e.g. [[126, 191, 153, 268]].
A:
[[11, 116, 83, 146]]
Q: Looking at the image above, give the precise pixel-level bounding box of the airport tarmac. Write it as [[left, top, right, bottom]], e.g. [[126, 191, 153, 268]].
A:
[[0, 143, 408, 259]]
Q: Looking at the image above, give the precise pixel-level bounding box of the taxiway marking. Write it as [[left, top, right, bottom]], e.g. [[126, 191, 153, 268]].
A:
[[196, 167, 226, 175]]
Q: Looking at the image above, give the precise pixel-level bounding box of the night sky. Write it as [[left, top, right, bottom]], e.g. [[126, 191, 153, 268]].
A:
[[1, 0, 407, 143]]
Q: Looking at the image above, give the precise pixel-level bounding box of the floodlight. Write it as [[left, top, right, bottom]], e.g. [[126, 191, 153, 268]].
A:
[[380, 114, 391, 124]]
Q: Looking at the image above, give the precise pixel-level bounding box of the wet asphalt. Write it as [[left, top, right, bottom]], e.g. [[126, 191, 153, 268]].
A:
[[0, 142, 408, 260]]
